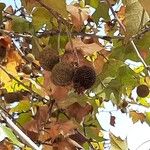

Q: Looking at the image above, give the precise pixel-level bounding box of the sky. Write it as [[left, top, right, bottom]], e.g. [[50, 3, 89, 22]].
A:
[[1, 0, 150, 150]]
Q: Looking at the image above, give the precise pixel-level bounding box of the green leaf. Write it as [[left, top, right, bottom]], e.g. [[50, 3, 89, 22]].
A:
[[139, 0, 150, 16], [10, 100, 30, 113], [11, 16, 31, 33], [110, 133, 128, 150], [0, 3, 6, 21], [86, 0, 99, 8], [124, 0, 149, 40], [31, 36, 43, 59], [100, 59, 124, 80], [32, 7, 52, 31], [117, 65, 138, 86], [43, 0, 68, 18], [17, 112, 32, 125], [93, 1, 110, 23], [146, 112, 150, 125], [2, 126, 23, 147]]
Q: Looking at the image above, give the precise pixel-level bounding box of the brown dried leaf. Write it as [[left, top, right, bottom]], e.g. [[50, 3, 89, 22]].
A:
[[0, 141, 13, 150], [4, 6, 14, 15], [43, 71, 71, 101], [23, 119, 39, 141], [34, 105, 49, 125], [39, 121, 77, 142], [53, 138, 76, 150], [67, 5, 89, 31], [65, 37, 104, 56], [117, 6, 125, 21], [130, 111, 146, 123], [67, 102, 93, 122]]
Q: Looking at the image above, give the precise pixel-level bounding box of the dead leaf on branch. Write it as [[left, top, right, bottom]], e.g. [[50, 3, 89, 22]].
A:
[[130, 110, 146, 123], [66, 102, 93, 122], [38, 120, 77, 142], [67, 5, 89, 31]]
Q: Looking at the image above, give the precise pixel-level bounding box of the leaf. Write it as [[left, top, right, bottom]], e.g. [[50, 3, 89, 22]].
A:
[[146, 112, 150, 125], [32, 7, 52, 31], [11, 16, 31, 33], [65, 37, 104, 56], [67, 5, 89, 31], [2, 126, 24, 147], [139, 0, 150, 16], [66, 102, 93, 122], [110, 133, 128, 150], [124, 0, 149, 41], [31, 36, 43, 59], [10, 100, 30, 113], [0, 3, 6, 21], [130, 110, 146, 123], [93, 1, 110, 23], [38, 121, 77, 142]]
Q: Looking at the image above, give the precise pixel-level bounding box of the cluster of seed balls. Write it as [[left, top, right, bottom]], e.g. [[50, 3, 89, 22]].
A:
[[39, 49, 96, 94]]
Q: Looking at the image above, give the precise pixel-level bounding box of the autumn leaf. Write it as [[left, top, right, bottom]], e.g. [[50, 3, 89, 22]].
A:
[[67, 4, 89, 31], [130, 110, 146, 123], [110, 133, 128, 150], [66, 102, 93, 122]]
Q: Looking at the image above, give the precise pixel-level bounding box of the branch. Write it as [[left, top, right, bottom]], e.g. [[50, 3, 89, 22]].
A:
[[105, 0, 126, 33], [130, 40, 148, 69], [0, 111, 42, 150], [35, 0, 71, 27], [0, 65, 49, 102]]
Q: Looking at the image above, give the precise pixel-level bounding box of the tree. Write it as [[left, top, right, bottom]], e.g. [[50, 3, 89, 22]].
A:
[[0, 0, 149, 149]]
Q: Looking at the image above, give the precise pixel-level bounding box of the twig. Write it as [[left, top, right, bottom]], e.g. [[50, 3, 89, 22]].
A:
[[0, 65, 49, 101], [0, 29, 32, 38], [130, 40, 148, 69], [0, 111, 42, 150], [35, 0, 71, 26], [105, 0, 126, 33]]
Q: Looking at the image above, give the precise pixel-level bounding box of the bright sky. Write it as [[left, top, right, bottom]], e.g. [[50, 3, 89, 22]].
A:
[[1, 0, 150, 150]]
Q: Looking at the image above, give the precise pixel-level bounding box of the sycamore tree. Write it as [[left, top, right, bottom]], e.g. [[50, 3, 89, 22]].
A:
[[0, 0, 150, 149]]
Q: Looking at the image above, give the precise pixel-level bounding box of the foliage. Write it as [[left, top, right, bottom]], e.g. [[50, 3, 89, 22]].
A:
[[0, 0, 149, 149]]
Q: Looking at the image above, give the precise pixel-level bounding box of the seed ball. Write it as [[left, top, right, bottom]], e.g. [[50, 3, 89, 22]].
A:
[[39, 49, 59, 71], [22, 64, 32, 75], [73, 66, 96, 93], [136, 84, 149, 98], [26, 53, 35, 63], [51, 62, 74, 86]]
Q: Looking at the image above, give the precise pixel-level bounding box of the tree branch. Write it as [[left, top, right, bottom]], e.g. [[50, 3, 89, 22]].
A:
[[0, 111, 42, 150], [105, 0, 126, 33]]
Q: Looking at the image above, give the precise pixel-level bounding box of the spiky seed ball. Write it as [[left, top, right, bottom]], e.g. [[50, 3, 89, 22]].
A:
[[136, 84, 149, 98], [39, 49, 59, 71], [73, 66, 96, 94], [51, 62, 74, 86]]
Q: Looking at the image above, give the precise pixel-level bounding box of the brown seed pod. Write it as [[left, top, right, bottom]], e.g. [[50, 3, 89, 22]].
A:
[[39, 49, 59, 71], [26, 53, 35, 63], [51, 62, 74, 86], [73, 65, 96, 94], [22, 64, 32, 75], [136, 84, 149, 98]]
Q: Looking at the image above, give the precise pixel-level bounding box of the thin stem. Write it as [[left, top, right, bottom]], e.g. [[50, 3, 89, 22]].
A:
[[130, 40, 148, 68], [0, 65, 48, 101], [105, 0, 126, 33], [0, 111, 42, 150]]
